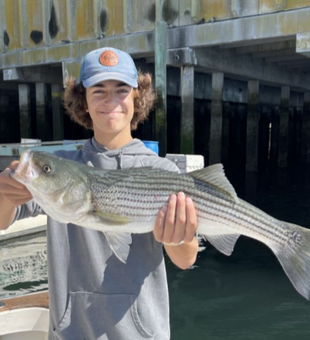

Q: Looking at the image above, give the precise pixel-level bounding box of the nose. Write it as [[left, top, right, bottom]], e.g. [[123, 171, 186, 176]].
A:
[[103, 91, 117, 106]]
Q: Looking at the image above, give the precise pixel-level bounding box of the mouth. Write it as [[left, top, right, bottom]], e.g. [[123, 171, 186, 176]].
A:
[[98, 111, 124, 115], [10, 150, 38, 184]]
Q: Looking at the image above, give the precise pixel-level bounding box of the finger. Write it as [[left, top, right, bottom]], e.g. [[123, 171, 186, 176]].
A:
[[172, 192, 186, 243], [184, 197, 198, 243], [153, 205, 166, 242], [8, 161, 20, 171], [162, 194, 177, 243], [0, 183, 29, 194], [0, 170, 26, 190], [5, 191, 32, 200], [0, 179, 31, 195], [3, 191, 32, 206], [9, 198, 32, 206]]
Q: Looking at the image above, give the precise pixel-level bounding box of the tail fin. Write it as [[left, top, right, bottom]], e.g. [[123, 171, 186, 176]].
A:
[[273, 222, 310, 300]]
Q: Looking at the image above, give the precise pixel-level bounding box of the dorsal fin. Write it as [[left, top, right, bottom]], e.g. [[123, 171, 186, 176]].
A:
[[188, 164, 239, 203]]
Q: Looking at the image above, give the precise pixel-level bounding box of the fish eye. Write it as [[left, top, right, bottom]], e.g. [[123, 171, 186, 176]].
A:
[[43, 164, 51, 173]]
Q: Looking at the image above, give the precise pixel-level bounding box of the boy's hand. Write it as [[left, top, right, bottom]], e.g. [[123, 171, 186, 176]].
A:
[[0, 161, 32, 206], [153, 192, 197, 245]]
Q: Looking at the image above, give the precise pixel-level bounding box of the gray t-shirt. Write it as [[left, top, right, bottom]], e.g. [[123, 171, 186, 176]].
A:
[[14, 138, 179, 340]]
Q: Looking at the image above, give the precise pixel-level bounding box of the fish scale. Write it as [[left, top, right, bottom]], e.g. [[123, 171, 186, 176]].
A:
[[10, 149, 310, 300]]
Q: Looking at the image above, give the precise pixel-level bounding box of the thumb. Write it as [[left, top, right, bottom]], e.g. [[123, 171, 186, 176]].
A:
[[7, 161, 19, 171]]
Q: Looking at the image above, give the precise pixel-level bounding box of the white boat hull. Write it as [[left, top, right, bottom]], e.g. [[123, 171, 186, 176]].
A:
[[0, 308, 49, 340], [0, 292, 49, 340]]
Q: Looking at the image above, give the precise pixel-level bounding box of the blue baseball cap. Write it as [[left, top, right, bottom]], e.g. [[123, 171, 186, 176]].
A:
[[80, 47, 138, 88]]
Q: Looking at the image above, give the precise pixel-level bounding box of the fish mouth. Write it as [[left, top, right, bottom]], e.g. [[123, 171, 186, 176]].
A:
[[10, 150, 39, 184]]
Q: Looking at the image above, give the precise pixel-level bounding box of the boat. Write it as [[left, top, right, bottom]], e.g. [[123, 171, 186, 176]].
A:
[[0, 291, 49, 340], [0, 139, 86, 171], [0, 210, 49, 339]]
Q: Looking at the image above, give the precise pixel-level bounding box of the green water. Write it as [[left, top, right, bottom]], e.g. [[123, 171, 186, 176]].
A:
[[167, 240, 310, 340]]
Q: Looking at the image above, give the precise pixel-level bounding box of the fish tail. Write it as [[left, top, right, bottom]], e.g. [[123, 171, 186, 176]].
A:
[[273, 222, 310, 300]]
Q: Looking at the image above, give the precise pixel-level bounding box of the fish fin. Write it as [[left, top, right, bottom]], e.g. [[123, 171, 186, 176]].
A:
[[104, 232, 132, 263], [202, 233, 240, 256], [92, 211, 131, 225], [198, 220, 240, 255], [189, 164, 239, 203], [272, 222, 310, 300]]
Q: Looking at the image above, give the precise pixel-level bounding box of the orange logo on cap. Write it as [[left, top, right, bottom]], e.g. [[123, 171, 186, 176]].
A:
[[99, 50, 119, 66]]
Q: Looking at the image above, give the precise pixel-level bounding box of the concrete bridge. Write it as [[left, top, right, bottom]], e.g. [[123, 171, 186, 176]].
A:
[[1, 0, 310, 173]]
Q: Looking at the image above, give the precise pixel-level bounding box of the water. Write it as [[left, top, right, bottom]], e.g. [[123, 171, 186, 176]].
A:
[[1, 168, 310, 339], [0, 232, 48, 299], [167, 241, 310, 339]]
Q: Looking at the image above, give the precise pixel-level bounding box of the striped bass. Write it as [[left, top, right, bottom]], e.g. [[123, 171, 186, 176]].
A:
[[11, 150, 310, 300]]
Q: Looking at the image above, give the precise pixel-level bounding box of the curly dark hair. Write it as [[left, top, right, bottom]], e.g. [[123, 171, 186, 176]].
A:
[[63, 72, 156, 131]]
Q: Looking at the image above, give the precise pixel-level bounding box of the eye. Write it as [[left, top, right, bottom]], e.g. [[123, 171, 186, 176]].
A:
[[43, 164, 51, 173], [118, 88, 129, 94], [92, 88, 105, 95]]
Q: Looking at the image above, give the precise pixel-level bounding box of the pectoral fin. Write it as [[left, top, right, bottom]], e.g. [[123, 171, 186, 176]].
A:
[[104, 232, 132, 263], [91, 211, 131, 225]]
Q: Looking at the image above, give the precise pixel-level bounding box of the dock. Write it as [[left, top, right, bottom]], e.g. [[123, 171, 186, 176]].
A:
[[0, 1, 309, 176]]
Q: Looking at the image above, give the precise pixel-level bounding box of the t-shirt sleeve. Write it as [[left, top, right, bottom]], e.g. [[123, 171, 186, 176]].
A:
[[11, 200, 44, 225]]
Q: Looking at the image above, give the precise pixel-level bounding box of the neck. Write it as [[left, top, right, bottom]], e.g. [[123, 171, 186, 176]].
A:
[[94, 131, 133, 150]]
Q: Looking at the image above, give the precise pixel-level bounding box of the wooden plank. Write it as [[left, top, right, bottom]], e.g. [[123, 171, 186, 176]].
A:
[[0, 291, 49, 312]]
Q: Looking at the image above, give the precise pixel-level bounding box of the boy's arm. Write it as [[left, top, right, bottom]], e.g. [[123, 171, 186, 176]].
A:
[[153, 192, 198, 269], [0, 161, 33, 229], [0, 193, 17, 230]]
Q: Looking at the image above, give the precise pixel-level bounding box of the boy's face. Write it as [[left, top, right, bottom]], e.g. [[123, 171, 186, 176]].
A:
[[85, 80, 134, 145]]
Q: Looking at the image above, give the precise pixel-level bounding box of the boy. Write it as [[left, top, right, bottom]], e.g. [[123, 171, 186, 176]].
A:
[[0, 47, 198, 339]]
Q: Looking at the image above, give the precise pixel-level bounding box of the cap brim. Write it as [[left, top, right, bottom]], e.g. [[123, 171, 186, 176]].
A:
[[82, 72, 138, 88]]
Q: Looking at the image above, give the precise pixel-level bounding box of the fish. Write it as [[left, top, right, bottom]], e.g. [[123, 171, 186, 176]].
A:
[[10, 149, 310, 300]]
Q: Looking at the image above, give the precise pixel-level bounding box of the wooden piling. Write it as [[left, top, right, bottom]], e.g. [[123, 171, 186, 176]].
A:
[[52, 84, 64, 141], [269, 106, 280, 170], [221, 102, 230, 165], [301, 92, 310, 164], [293, 107, 302, 166], [278, 86, 290, 167], [209, 72, 224, 164], [35, 83, 47, 141], [155, 0, 167, 156], [18, 84, 32, 139], [246, 80, 260, 172], [258, 106, 271, 171], [180, 66, 194, 154]]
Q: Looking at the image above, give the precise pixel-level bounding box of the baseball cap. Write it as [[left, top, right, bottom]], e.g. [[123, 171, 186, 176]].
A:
[[80, 47, 138, 88]]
